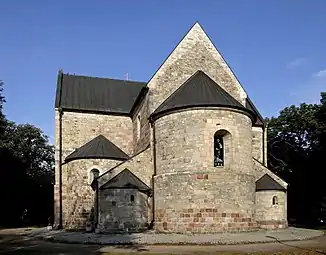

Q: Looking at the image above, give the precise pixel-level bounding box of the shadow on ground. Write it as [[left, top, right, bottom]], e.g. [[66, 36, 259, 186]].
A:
[[0, 230, 149, 254]]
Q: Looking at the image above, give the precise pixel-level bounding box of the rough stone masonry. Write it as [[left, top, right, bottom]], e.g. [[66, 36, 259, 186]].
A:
[[54, 22, 288, 233]]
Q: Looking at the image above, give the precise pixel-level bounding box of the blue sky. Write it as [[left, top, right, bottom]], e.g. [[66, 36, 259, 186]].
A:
[[1, 0, 326, 142]]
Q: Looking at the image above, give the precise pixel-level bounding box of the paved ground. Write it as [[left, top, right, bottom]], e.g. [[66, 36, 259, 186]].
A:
[[0, 228, 326, 254], [38, 227, 324, 245]]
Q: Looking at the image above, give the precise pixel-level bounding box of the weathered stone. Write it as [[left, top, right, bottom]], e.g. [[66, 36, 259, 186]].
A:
[[54, 22, 288, 233]]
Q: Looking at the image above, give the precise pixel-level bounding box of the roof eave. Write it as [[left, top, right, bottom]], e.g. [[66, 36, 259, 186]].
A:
[[150, 104, 257, 123], [54, 69, 63, 108], [129, 87, 149, 116], [64, 155, 129, 165], [58, 107, 131, 117]]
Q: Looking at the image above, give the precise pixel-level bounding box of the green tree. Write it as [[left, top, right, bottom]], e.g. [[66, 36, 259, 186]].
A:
[[0, 79, 54, 226], [0, 80, 6, 141], [267, 93, 326, 226]]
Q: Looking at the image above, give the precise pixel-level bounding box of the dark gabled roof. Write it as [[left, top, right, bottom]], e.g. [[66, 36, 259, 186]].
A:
[[151, 70, 256, 121], [64, 135, 129, 163], [55, 72, 147, 115], [256, 174, 286, 191], [100, 168, 151, 193], [246, 97, 265, 127]]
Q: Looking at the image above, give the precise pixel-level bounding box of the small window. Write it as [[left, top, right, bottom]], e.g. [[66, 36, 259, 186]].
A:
[[137, 114, 141, 139], [130, 195, 135, 203], [90, 169, 100, 180], [272, 196, 278, 205], [112, 201, 117, 206]]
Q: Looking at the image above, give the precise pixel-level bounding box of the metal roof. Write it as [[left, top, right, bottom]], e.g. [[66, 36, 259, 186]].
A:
[[100, 168, 151, 193], [256, 174, 286, 191], [64, 135, 129, 163], [151, 70, 256, 121], [55, 72, 147, 115]]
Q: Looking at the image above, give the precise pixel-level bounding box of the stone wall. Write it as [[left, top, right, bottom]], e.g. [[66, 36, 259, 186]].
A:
[[98, 147, 153, 188], [154, 109, 253, 175], [154, 172, 257, 233], [98, 189, 150, 233], [147, 23, 247, 114], [132, 94, 150, 154], [60, 111, 133, 156], [54, 109, 134, 228], [255, 190, 287, 229], [62, 159, 120, 229], [252, 127, 263, 163], [153, 108, 256, 233]]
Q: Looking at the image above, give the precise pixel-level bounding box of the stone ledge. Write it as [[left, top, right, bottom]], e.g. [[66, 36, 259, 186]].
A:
[[35, 227, 324, 245]]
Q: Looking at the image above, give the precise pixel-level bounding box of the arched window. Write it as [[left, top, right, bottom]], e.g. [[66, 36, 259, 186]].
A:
[[272, 196, 278, 205], [90, 168, 100, 180], [136, 114, 141, 140], [130, 195, 135, 203], [213, 129, 232, 167], [214, 133, 224, 167]]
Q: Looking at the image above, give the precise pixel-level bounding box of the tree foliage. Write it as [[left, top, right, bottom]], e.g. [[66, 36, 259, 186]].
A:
[[267, 92, 326, 226], [0, 80, 6, 140], [0, 80, 54, 227]]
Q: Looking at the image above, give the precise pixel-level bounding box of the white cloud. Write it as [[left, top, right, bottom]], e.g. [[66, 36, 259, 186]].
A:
[[313, 69, 326, 78], [286, 58, 307, 69]]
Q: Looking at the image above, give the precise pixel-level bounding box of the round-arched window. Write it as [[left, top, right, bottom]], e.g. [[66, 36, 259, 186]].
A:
[[272, 196, 278, 205], [90, 168, 100, 180], [213, 129, 232, 167]]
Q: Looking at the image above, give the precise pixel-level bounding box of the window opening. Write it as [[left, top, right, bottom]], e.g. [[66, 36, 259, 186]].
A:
[[214, 134, 224, 167], [272, 196, 278, 205]]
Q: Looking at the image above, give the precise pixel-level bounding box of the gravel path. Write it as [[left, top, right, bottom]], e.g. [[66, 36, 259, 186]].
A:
[[35, 227, 324, 245]]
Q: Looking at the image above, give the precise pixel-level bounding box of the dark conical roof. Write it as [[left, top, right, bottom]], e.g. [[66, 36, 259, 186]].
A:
[[256, 174, 286, 191], [100, 168, 151, 193], [151, 71, 256, 121], [64, 135, 129, 163]]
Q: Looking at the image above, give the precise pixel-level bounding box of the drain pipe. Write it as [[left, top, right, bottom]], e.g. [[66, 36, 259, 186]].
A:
[[58, 107, 63, 229], [150, 120, 157, 229], [262, 123, 267, 166], [262, 126, 265, 166]]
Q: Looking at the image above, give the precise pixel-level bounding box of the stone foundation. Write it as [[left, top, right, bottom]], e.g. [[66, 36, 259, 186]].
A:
[[155, 209, 257, 233], [257, 220, 288, 230]]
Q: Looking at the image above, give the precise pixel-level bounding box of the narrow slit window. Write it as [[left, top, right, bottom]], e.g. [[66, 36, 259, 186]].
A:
[[137, 114, 141, 139], [214, 134, 224, 167], [130, 195, 135, 203], [272, 196, 278, 205]]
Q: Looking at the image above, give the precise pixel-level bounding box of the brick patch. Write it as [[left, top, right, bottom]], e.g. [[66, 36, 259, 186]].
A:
[[155, 209, 257, 233], [257, 220, 288, 230]]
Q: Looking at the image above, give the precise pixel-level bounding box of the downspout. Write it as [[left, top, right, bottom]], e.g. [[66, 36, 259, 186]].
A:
[[96, 180, 99, 228], [150, 119, 157, 229], [58, 107, 63, 229], [262, 125, 266, 166]]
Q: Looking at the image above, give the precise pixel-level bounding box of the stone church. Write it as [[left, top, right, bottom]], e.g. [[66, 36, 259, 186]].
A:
[[54, 23, 288, 233]]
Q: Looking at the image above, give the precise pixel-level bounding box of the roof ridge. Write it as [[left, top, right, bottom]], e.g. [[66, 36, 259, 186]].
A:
[[62, 72, 147, 84]]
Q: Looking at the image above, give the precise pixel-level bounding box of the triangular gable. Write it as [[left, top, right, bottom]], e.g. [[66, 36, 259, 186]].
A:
[[151, 71, 256, 121], [64, 135, 129, 163], [100, 168, 151, 193], [146, 22, 247, 114], [256, 174, 286, 191]]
